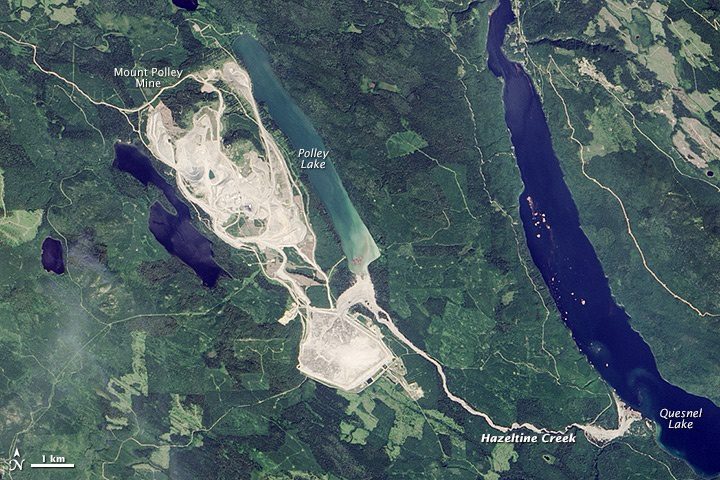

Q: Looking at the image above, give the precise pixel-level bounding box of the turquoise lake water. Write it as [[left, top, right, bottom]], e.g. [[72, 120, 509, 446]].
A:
[[232, 35, 379, 274]]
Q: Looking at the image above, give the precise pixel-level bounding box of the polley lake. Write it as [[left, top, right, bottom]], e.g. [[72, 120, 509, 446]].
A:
[[231, 35, 380, 274], [488, 0, 720, 475]]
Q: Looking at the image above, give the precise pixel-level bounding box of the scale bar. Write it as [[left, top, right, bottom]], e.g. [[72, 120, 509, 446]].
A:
[[30, 463, 75, 468]]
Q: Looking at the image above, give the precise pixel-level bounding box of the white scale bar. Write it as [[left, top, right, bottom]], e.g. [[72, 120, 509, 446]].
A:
[[30, 463, 75, 468]]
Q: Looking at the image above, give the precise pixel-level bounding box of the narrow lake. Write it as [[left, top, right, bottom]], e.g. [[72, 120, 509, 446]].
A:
[[114, 143, 226, 287], [488, 0, 720, 475], [231, 35, 380, 274]]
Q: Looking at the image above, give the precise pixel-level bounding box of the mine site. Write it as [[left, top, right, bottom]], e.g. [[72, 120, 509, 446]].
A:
[[144, 60, 412, 394]]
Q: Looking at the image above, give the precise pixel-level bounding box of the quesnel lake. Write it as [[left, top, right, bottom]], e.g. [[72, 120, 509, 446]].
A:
[[487, 0, 720, 475]]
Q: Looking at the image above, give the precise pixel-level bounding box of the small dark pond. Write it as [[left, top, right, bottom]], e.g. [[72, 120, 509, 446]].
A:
[[41, 237, 65, 274], [172, 0, 198, 11]]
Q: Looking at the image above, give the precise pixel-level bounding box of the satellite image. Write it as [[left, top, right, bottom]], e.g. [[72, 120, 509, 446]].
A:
[[0, 0, 719, 478]]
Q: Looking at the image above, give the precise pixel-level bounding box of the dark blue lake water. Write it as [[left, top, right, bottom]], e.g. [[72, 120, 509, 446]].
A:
[[114, 143, 225, 287], [41, 236, 65, 274], [488, 0, 720, 475], [171, 0, 198, 11], [231, 36, 380, 273]]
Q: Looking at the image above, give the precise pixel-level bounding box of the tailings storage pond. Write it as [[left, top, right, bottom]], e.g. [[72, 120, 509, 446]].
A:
[[487, 0, 720, 475]]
